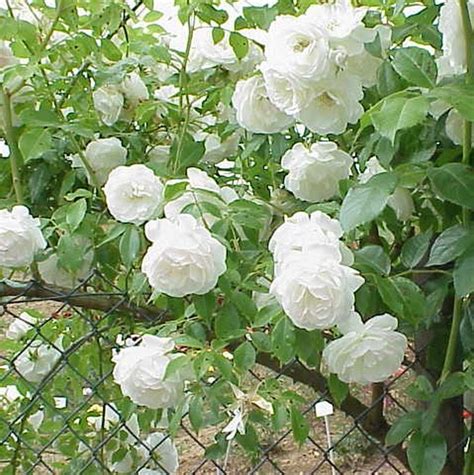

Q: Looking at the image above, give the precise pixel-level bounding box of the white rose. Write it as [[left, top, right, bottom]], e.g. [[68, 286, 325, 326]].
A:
[[295, 72, 364, 135], [323, 312, 407, 385], [232, 75, 293, 134], [113, 454, 133, 474], [201, 131, 242, 164], [264, 15, 331, 82], [38, 247, 93, 288], [73, 137, 127, 185], [446, 109, 474, 146], [87, 403, 120, 431], [270, 249, 364, 330], [269, 211, 343, 263], [0, 205, 47, 268], [306, 0, 375, 56], [343, 50, 381, 88], [438, 0, 474, 75], [138, 433, 179, 474], [121, 72, 149, 104], [104, 164, 164, 225], [27, 410, 44, 430], [261, 63, 314, 115], [358, 156, 385, 184], [6, 312, 36, 340], [142, 214, 227, 297], [389, 188, 414, 221], [0, 385, 22, 405], [14, 340, 62, 383], [0, 41, 16, 69], [187, 29, 235, 72], [112, 335, 187, 409], [148, 145, 170, 167], [281, 142, 353, 202], [358, 157, 414, 221], [92, 85, 124, 126]]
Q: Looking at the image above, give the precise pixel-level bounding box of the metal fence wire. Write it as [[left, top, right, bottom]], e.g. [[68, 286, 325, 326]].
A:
[[0, 271, 470, 474]]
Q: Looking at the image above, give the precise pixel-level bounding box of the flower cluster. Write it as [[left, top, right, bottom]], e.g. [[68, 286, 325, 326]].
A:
[[142, 214, 227, 297], [269, 211, 406, 384], [83, 405, 179, 473], [281, 141, 353, 203], [233, 0, 385, 135], [112, 335, 188, 409], [438, 0, 474, 76], [269, 211, 364, 330], [0, 206, 46, 268], [14, 339, 62, 383], [104, 164, 164, 225], [93, 72, 149, 126], [70, 137, 127, 185], [323, 312, 407, 384]]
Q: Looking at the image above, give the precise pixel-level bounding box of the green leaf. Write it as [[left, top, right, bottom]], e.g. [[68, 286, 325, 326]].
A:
[[251, 332, 271, 352], [18, 128, 52, 161], [271, 316, 296, 363], [213, 353, 236, 382], [386, 411, 421, 446], [375, 275, 426, 325], [371, 95, 429, 143], [290, 405, 309, 445], [230, 199, 271, 230], [427, 224, 473, 266], [407, 375, 434, 401], [328, 374, 349, 407], [460, 302, 474, 352], [407, 431, 447, 475], [401, 231, 432, 268], [242, 6, 277, 29], [429, 83, 474, 121], [214, 304, 245, 339], [232, 291, 258, 322], [57, 234, 86, 273], [101, 38, 122, 61], [428, 163, 474, 210], [294, 329, 323, 368], [119, 226, 140, 267], [164, 354, 190, 380], [66, 198, 87, 232], [436, 372, 466, 400], [391, 47, 437, 88], [377, 61, 405, 97], [340, 173, 398, 231], [212, 27, 225, 44], [254, 303, 282, 327], [234, 341, 256, 372], [354, 245, 391, 275], [229, 32, 249, 60], [172, 137, 205, 172], [194, 293, 216, 321], [196, 4, 228, 24], [454, 250, 474, 296]]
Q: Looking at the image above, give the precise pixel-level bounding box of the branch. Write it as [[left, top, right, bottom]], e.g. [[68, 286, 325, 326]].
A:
[[0, 279, 408, 469], [0, 280, 166, 322]]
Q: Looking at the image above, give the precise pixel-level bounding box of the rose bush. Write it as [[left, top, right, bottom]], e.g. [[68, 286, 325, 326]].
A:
[[0, 0, 473, 473]]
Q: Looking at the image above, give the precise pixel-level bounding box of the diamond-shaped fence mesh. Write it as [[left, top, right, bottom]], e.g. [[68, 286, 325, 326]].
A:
[[0, 272, 470, 474]]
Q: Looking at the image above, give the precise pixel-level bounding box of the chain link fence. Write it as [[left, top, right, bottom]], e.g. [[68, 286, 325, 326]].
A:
[[0, 272, 470, 474]]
